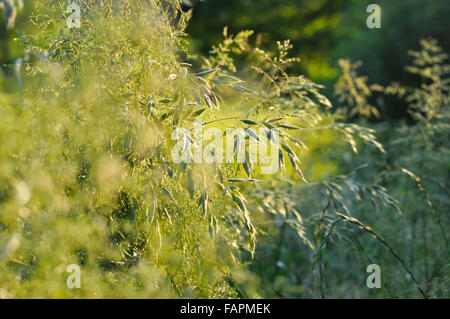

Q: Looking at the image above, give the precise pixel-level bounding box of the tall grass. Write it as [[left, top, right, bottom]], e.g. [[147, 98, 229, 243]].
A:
[[0, 1, 448, 299]]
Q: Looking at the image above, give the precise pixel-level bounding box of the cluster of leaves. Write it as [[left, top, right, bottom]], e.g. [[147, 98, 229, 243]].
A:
[[1, 0, 447, 299], [1, 0, 245, 298], [334, 59, 380, 119], [250, 39, 449, 298], [193, 24, 421, 298], [375, 40, 449, 297]]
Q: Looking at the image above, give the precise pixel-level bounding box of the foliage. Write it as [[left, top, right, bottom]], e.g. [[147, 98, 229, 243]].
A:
[[0, 0, 386, 298], [334, 59, 380, 119], [0, 0, 448, 300], [250, 38, 450, 298]]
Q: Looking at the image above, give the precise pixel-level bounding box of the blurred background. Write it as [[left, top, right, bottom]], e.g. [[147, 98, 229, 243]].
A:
[[2, 0, 450, 119]]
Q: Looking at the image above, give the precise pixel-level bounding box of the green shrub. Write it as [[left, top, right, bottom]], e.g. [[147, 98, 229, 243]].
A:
[[0, 0, 447, 299]]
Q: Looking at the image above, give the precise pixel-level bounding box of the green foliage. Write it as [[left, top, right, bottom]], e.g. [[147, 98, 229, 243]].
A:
[[0, 1, 448, 300], [264, 38, 450, 298], [238, 39, 449, 299], [1, 0, 240, 298], [334, 59, 380, 119], [0, 0, 386, 298]]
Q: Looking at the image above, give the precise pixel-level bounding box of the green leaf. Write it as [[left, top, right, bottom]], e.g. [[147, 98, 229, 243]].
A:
[[227, 178, 256, 183], [218, 75, 242, 82], [242, 119, 258, 125], [191, 107, 207, 117], [197, 68, 219, 76], [281, 142, 294, 155], [162, 188, 175, 201], [245, 128, 259, 141], [277, 123, 300, 130], [158, 98, 173, 104], [231, 84, 254, 93]]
